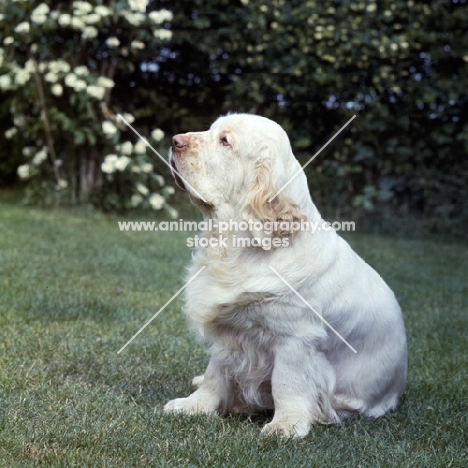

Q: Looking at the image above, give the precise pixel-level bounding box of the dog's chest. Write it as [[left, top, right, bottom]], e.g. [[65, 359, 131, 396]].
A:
[[184, 254, 318, 339]]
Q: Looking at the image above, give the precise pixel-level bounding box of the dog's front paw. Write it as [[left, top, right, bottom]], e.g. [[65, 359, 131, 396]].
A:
[[164, 395, 217, 415], [261, 418, 310, 439]]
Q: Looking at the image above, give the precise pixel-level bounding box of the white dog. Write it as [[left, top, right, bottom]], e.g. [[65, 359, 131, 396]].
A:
[[164, 113, 407, 438]]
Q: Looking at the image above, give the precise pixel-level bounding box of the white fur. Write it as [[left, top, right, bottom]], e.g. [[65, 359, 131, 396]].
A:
[[164, 113, 408, 438]]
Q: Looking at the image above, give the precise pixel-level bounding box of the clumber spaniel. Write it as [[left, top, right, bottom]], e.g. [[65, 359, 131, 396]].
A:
[[165, 113, 407, 438]]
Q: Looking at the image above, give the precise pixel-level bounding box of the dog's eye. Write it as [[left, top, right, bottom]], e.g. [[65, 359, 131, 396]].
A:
[[220, 136, 230, 146]]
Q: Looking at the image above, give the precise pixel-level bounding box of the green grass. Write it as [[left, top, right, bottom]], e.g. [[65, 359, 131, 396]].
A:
[[0, 201, 467, 467]]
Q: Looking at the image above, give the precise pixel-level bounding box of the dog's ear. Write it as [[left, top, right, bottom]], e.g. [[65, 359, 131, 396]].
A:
[[241, 160, 306, 239]]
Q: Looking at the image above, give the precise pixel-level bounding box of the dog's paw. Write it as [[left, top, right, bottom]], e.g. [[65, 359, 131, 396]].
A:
[[261, 419, 310, 439], [164, 396, 216, 415]]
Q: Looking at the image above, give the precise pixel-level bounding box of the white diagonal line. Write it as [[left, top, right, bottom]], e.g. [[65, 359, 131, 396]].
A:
[[269, 266, 357, 353], [117, 266, 206, 354], [268, 115, 356, 202], [117, 114, 208, 203]]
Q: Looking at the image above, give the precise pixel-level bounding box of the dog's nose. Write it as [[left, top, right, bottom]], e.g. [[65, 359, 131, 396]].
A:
[[172, 134, 188, 149]]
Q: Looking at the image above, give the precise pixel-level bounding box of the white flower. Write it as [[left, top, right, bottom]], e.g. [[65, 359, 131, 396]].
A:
[[47, 61, 58, 73], [154, 29, 172, 40], [85, 13, 101, 25], [47, 62, 58, 73], [58, 61, 71, 72], [86, 85, 105, 100], [15, 22, 30, 33], [167, 206, 178, 219], [136, 183, 149, 195], [166, 186, 175, 194], [82, 26, 98, 39], [102, 121, 117, 137], [32, 148, 48, 165], [71, 16, 85, 29], [56, 178, 68, 189], [63, 74, 85, 91], [161, 30, 173, 40], [121, 141, 133, 155], [105, 154, 118, 164], [15, 69, 30, 86], [17, 164, 30, 180], [58, 14, 72, 26], [48, 60, 70, 74], [151, 128, 164, 141], [101, 154, 118, 174], [149, 9, 173, 24], [22, 147, 34, 157], [74, 66, 88, 76], [0, 75, 12, 89], [51, 84, 63, 96], [73, 1, 93, 14], [73, 79, 87, 91], [115, 156, 131, 171], [44, 71, 58, 83], [97, 76, 114, 88], [154, 175, 164, 185], [106, 37, 120, 48], [131, 166, 141, 173], [31, 11, 47, 25], [5, 128, 17, 139], [130, 194, 143, 207], [64, 73, 78, 87], [128, 0, 148, 13], [130, 40, 145, 50], [4, 37, 14, 45], [149, 193, 164, 210], [121, 113, 135, 124], [141, 163, 153, 173], [160, 9, 174, 22], [24, 59, 35, 73], [123, 11, 145, 26], [13, 115, 25, 127], [95, 6, 111, 16], [0, 14, 4, 21], [134, 140, 146, 154]]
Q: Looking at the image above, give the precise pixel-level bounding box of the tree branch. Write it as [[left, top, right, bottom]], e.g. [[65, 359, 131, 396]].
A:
[[30, 54, 61, 185]]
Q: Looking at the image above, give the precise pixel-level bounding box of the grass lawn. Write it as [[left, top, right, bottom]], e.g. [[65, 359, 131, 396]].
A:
[[0, 201, 467, 467]]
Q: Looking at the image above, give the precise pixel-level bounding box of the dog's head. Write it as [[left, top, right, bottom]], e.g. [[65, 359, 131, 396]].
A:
[[169, 113, 307, 237]]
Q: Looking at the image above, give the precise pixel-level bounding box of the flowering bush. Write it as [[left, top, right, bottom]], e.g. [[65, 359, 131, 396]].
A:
[[97, 122, 177, 216], [0, 0, 176, 214]]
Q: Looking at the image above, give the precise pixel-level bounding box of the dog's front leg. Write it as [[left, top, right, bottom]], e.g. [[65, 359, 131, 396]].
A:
[[164, 355, 228, 415], [262, 337, 338, 438]]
